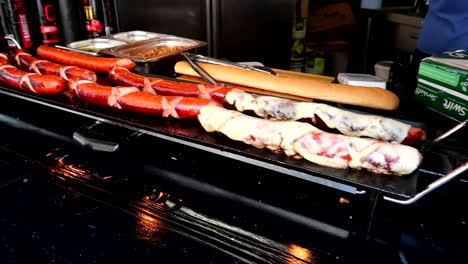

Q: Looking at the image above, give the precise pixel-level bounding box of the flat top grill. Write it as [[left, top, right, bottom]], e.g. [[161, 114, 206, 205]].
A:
[[0, 84, 465, 203]]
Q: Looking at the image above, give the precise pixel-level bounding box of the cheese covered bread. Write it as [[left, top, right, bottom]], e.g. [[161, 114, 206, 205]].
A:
[[198, 106, 422, 175]]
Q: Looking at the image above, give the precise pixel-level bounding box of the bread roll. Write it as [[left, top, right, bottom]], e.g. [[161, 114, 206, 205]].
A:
[[175, 61, 399, 110]]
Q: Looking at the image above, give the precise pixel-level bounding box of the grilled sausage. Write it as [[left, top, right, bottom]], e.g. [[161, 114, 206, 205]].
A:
[[109, 66, 231, 102], [14, 49, 97, 82], [0, 52, 67, 94], [37, 45, 136, 73], [69, 80, 222, 119]]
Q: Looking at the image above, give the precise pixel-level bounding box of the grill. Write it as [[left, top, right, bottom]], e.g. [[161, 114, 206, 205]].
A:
[[0, 72, 467, 263]]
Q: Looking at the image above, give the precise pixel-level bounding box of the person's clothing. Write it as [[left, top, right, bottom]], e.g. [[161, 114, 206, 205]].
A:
[[417, 0, 468, 55]]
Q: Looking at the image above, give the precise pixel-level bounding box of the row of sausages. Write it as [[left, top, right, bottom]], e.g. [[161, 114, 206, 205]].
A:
[[1, 46, 223, 119]]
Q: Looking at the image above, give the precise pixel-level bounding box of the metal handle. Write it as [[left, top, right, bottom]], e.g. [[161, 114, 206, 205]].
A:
[[4, 35, 21, 49], [424, 120, 467, 151], [185, 53, 277, 75], [55, 45, 102, 57], [72, 121, 141, 153], [73, 125, 120, 153], [181, 52, 220, 85], [384, 161, 468, 205]]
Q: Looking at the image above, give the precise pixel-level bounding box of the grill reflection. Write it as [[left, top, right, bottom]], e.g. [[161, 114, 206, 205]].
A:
[[135, 211, 165, 242], [288, 244, 314, 264]]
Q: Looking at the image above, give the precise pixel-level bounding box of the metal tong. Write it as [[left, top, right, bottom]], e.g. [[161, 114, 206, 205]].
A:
[[181, 52, 277, 82], [181, 52, 221, 85]]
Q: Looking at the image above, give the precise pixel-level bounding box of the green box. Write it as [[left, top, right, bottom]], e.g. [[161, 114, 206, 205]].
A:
[[415, 51, 468, 122]]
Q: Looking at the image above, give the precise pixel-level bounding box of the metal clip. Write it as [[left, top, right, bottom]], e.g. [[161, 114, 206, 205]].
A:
[[423, 120, 467, 151], [183, 52, 277, 75], [181, 52, 221, 86], [4, 35, 22, 49], [384, 161, 468, 205]]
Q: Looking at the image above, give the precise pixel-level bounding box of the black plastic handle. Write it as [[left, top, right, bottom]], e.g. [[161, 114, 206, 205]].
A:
[[73, 122, 140, 153]]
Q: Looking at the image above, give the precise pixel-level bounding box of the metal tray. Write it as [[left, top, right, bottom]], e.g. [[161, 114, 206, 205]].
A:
[[99, 36, 207, 63], [110, 30, 168, 42], [66, 38, 128, 56]]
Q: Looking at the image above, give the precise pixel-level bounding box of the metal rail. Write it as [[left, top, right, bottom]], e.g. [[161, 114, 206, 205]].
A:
[[385, 120, 468, 205], [384, 161, 468, 205]]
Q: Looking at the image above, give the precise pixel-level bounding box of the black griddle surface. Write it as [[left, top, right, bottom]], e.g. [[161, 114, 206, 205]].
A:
[[0, 86, 449, 199]]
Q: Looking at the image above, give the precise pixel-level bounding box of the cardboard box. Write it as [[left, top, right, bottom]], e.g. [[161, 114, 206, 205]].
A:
[[307, 3, 355, 33], [415, 51, 468, 122]]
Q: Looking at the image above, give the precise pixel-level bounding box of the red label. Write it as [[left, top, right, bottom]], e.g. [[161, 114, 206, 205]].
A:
[[43, 39, 60, 44], [14, 1, 33, 49], [40, 25, 58, 34], [44, 4, 57, 22]]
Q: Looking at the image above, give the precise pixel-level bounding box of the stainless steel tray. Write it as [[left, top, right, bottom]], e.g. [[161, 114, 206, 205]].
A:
[[66, 38, 128, 56], [110, 30, 168, 42], [99, 36, 207, 63]]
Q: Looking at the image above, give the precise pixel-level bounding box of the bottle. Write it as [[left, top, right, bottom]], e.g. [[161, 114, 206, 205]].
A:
[[289, 0, 309, 72], [388, 53, 411, 105], [81, 0, 104, 39], [57, 0, 84, 45], [413, 0, 429, 18], [33, 0, 62, 45], [101, 0, 117, 36], [0, 18, 9, 51], [1, 0, 35, 49]]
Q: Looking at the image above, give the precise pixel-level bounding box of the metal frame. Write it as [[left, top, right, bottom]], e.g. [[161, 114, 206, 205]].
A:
[[384, 120, 467, 205], [384, 161, 468, 205]]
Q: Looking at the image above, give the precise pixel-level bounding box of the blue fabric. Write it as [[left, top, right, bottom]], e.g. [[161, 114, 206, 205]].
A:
[[417, 0, 468, 54]]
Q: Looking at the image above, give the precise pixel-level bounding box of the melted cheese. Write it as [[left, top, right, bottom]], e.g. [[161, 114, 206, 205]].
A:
[[198, 106, 421, 175], [225, 90, 411, 143], [199, 106, 314, 156]]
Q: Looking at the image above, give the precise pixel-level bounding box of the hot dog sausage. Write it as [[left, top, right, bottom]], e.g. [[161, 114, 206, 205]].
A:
[[223, 90, 426, 145], [15, 49, 97, 82], [69, 80, 222, 119], [109, 66, 231, 102], [0, 53, 67, 94], [401, 127, 426, 146], [37, 45, 136, 73]]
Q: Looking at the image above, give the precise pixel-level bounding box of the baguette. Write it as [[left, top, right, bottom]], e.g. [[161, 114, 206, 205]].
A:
[[175, 61, 399, 110]]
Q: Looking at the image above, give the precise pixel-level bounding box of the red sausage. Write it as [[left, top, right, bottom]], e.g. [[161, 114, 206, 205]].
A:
[[69, 80, 139, 107], [109, 66, 231, 102], [69, 80, 222, 119], [402, 127, 427, 146], [0, 53, 67, 94], [37, 45, 136, 73], [118, 93, 222, 119], [15, 49, 97, 82]]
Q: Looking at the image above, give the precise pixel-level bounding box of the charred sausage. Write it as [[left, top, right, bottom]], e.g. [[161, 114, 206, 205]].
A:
[[0, 52, 67, 94], [69, 80, 222, 119], [109, 66, 231, 102], [15, 49, 97, 82], [37, 45, 136, 73]]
